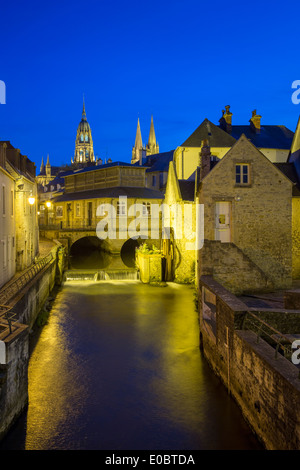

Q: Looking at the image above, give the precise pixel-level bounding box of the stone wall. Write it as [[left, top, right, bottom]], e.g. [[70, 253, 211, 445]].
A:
[[198, 136, 293, 293], [0, 243, 64, 441], [199, 275, 300, 450], [292, 197, 300, 279], [0, 324, 28, 441], [199, 239, 273, 294]]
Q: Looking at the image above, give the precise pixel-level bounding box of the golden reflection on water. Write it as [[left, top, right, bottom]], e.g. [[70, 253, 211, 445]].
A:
[[132, 284, 206, 432], [25, 293, 86, 450], [19, 281, 261, 450]]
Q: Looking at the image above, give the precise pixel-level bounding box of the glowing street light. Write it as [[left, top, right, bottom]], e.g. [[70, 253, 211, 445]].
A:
[[28, 196, 36, 205], [46, 201, 51, 208]]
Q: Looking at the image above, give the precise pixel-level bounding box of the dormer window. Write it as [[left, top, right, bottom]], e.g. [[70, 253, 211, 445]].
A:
[[85, 134, 89, 142], [80, 134, 84, 142]]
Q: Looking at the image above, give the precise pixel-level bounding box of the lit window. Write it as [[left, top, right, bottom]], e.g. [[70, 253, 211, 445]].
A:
[[235, 164, 250, 185], [117, 200, 126, 216], [142, 202, 151, 216], [56, 206, 63, 217]]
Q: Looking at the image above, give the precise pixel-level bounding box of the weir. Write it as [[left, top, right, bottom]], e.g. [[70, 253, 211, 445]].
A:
[[64, 269, 140, 282]]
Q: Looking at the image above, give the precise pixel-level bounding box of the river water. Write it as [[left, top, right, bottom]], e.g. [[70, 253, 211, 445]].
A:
[[0, 281, 262, 450]]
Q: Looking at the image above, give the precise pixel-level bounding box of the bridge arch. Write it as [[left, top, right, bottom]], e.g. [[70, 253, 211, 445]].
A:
[[120, 237, 144, 268], [69, 236, 113, 269]]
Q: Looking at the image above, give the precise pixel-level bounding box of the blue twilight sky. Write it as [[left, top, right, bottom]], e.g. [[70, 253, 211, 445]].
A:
[[0, 0, 299, 170]]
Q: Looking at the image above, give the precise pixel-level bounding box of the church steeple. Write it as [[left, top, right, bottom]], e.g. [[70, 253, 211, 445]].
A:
[[146, 115, 159, 156], [131, 118, 144, 164], [40, 156, 45, 174], [45, 154, 51, 178], [82, 95, 87, 121], [74, 98, 95, 166]]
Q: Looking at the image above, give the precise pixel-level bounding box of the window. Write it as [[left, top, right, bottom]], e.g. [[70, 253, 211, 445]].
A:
[[11, 190, 13, 216], [75, 203, 81, 217], [235, 164, 250, 185], [142, 202, 151, 216], [2, 185, 6, 215], [152, 175, 156, 187], [117, 200, 126, 216], [80, 134, 84, 142], [85, 134, 88, 142], [56, 206, 63, 217]]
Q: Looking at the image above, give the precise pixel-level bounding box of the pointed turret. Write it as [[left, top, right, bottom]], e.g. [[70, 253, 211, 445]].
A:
[[40, 156, 45, 174], [148, 115, 156, 146], [82, 95, 87, 121], [135, 118, 143, 149], [45, 154, 51, 178], [146, 115, 159, 156], [131, 118, 144, 164]]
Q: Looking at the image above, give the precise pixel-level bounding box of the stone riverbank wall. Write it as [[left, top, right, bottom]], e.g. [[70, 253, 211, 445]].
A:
[[0, 241, 65, 441], [198, 275, 300, 450]]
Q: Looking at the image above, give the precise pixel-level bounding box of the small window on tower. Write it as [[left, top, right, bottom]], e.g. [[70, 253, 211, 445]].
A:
[[85, 134, 88, 142], [80, 134, 84, 142]]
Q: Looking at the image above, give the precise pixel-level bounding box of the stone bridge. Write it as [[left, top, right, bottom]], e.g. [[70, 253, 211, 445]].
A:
[[39, 225, 161, 271]]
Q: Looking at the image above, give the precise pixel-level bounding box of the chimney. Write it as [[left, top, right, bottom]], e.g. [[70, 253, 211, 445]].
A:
[[199, 139, 211, 180], [219, 105, 232, 133], [249, 109, 261, 133], [0, 142, 7, 168]]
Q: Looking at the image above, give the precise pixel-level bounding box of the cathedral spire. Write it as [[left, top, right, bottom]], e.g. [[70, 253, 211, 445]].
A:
[[40, 156, 44, 173], [148, 115, 156, 146], [135, 118, 143, 149], [82, 95, 87, 121], [146, 115, 159, 156]]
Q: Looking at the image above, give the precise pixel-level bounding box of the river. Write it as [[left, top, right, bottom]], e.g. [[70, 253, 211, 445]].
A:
[[0, 281, 262, 450]]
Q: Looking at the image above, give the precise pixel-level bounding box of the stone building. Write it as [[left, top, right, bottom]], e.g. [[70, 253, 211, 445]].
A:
[[36, 154, 60, 187], [174, 106, 294, 179], [162, 160, 197, 283], [197, 135, 293, 294], [39, 161, 163, 270], [0, 141, 39, 280], [131, 116, 159, 165]]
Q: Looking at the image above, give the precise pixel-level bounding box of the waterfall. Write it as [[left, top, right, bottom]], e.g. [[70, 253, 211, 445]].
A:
[[64, 270, 139, 282]]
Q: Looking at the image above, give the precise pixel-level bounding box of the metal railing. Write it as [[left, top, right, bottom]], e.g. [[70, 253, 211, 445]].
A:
[[0, 252, 54, 305], [243, 311, 300, 377]]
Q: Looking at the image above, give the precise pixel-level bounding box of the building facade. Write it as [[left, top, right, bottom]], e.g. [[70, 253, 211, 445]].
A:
[[197, 135, 293, 294], [0, 141, 39, 285], [174, 106, 294, 180]]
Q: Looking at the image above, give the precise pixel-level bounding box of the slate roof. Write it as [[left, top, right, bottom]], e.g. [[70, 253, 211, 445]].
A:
[[178, 180, 195, 201], [66, 161, 145, 177], [181, 119, 294, 150], [274, 162, 300, 196], [144, 151, 175, 173], [181, 119, 236, 148], [54, 186, 164, 202]]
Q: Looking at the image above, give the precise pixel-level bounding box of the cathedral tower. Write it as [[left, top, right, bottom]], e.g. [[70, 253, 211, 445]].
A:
[[73, 98, 95, 165], [131, 116, 159, 165], [146, 115, 159, 156]]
